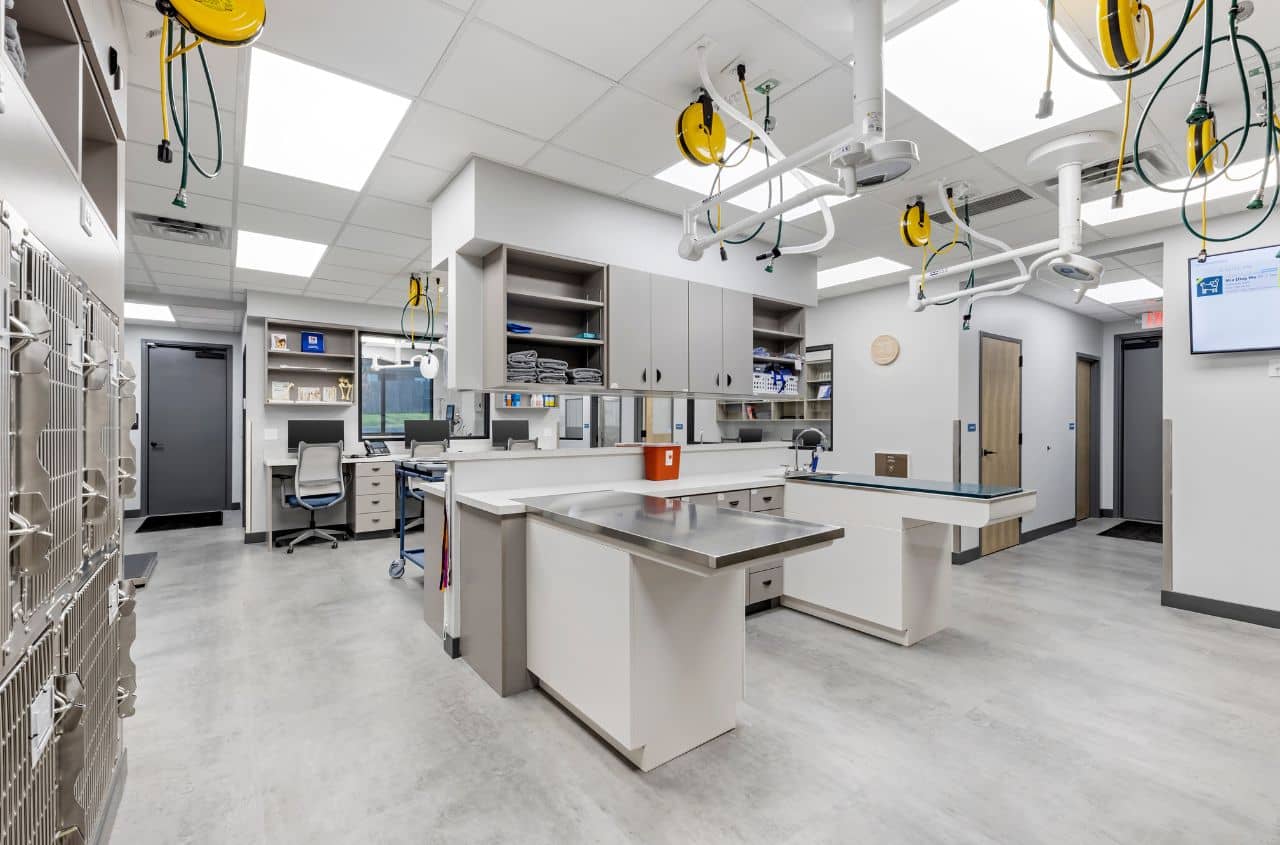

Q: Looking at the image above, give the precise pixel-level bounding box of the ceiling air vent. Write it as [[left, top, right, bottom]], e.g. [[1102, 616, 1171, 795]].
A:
[[128, 213, 230, 249], [929, 187, 1033, 225], [1040, 148, 1176, 201]]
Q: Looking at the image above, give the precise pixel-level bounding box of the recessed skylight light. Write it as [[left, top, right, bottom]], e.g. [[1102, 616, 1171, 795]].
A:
[[243, 49, 411, 191], [1082, 157, 1270, 226], [818, 257, 911, 288], [1085, 278, 1163, 305], [236, 231, 328, 277], [655, 144, 853, 222], [124, 302, 175, 323], [883, 0, 1119, 151]]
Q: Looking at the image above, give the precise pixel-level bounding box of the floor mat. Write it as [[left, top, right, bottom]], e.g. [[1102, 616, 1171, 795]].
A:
[[136, 511, 223, 533], [1098, 520, 1162, 543], [123, 552, 159, 587]]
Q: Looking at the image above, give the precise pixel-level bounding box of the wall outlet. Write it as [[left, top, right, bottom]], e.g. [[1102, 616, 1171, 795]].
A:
[[79, 195, 93, 237], [1269, 359, 1280, 378]]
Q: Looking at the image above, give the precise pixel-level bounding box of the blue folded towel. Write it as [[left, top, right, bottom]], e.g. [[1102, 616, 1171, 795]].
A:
[[507, 322, 533, 334]]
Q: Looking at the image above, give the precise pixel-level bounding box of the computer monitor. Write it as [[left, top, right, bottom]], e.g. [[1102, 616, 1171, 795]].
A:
[[287, 419, 345, 452], [737, 427, 764, 443], [404, 418, 450, 448], [491, 419, 530, 450]]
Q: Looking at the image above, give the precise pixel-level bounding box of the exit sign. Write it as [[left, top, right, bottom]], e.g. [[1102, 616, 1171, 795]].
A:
[[1140, 310, 1164, 329]]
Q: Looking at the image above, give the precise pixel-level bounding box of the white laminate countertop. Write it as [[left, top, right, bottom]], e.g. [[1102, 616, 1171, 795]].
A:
[[454, 469, 793, 517], [438, 442, 787, 463]]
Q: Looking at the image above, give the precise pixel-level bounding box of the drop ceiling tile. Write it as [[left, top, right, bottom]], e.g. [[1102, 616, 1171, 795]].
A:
[[751, 0, 926, 59], [524, 146, 642, 196], [364, 157, 454, 205], [132, 235, 232, 266], [476, 0, 698, 80], [313, 262, 394, 287], [235, 204, 342, 244], [125, 252, 147, 271], [556, 86, 685, 176], [622, 0, 832, 111], [765, 66, 857, 155], [348, 196, 432, 238], [122, 3, 243, 108], [141, 254, 232, 280], [232, 268, 310, 291], [323, 247, 409, 275], [127, 182, 234, 227], [255, 0, 464, 95], [336, 225, 429, 259], [126, 142, 238, 200], [423, 21, 613, 140], [126, 84, 237, 163], [150, 272, 231, 292], [391, 101, 543, 172], [236, 168, 360, 222]]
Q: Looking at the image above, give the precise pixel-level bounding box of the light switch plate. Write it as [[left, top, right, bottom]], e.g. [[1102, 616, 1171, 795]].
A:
[[79, 195, 93, 237], [1269, 359, 1280, 378], [264, 428, 279, 441]]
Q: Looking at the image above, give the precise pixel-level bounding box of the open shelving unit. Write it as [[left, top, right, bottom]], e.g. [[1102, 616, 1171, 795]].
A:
[[264, 319, 358, 406], [719, 342, 834, 447], [485, 246, 608, 389]]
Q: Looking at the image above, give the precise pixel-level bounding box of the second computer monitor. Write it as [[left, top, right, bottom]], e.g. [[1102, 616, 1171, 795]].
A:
[[737, 427, 764, 443], [404, 418, 450, 448], [491, 419, 530, 450], [287, 419, 345, 451]]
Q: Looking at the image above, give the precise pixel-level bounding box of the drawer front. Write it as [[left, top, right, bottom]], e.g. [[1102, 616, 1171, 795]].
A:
[[356, 512, 393, 534], [356, 475, 392, 496], [747, 567, 783, 604], [717, 490, 750, 511], [677, 493, 722, 508], [750, 486, 784, 512], [356, 461, 394, 478], [357, 493, 394, 516]]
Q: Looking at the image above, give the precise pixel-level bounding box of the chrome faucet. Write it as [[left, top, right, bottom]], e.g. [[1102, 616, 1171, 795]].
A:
[[789, 428, 827, 476]]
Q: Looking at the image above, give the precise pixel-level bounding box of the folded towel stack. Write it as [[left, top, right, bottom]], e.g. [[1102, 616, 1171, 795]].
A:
[[5, 9, 27, 79], [507, 349, 539, 383], [571, 367, 603, 385], [537, 358, 568, 372], [537, 372, 568, 385]]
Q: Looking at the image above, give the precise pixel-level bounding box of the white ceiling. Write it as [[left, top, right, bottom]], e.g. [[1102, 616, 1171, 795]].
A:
[[118, 0, 1279, 329]]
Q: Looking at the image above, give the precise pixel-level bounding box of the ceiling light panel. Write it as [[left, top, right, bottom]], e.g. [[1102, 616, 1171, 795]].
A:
[[124, 302, 176, 323], [1085, 278, 1163, 304], [243, 49, 411, 191], [883, 0, 1119, 151], [656, 144, 852, 222], [1082, 157, 1271, 226], [236, 231, 328, 277], [818, 257, 911, 288]]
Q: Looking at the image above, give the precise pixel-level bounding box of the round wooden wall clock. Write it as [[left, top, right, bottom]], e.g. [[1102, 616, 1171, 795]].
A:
[[870, 335, 900, 366]]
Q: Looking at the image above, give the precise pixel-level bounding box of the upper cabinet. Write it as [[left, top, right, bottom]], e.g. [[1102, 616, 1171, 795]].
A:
[[607, 268, 689, 392], [689, 283, 753, 395], [69, 0, 127, 137]]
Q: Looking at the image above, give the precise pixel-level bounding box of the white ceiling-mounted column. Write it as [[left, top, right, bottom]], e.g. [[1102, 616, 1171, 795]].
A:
[[852, 0, 886, 147]]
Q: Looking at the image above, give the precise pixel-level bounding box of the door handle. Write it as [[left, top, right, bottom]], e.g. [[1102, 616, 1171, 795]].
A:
[[642, 368, 647, 384], [715, 374, 720, 387], [655, 369, 662, 383], [726, 373, 732, 387], [149, 441, 163, 450], [982, 449, 997, 457]]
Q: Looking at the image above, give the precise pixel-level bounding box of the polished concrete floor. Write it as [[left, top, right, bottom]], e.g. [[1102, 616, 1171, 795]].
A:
[[109, 516, 1280, 844]]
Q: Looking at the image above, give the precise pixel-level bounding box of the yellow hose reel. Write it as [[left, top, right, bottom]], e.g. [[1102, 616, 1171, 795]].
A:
[[160, 0, 266, 47], [1097, 0, 1146, 70], [1187, 115, 1219, 177], [676, 92, 726, 167], [900, 200, 931, 249]]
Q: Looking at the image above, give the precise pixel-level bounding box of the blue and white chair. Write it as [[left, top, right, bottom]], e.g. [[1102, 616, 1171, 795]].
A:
[[276, 440, 348, 553]]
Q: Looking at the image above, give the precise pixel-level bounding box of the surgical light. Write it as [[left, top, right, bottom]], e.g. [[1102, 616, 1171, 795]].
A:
[[235, 231, 328, 277], [818, 257, 911, 288], [244, 49, 411, 191], [882, 0, 1119, 151], [1085, 278, 1163, 305]]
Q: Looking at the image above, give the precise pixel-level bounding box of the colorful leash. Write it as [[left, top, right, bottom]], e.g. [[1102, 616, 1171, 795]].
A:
[[439, 506, 451, 591]]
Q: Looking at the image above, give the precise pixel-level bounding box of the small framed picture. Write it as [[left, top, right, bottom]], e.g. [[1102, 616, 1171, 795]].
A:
[[270, 333, 289, 351], [818, 384, 833, 399], [322, 386, 338, 402], [300, 331, 325, 353]]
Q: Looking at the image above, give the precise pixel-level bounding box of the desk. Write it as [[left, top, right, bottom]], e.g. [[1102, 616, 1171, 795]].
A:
[[263, 454, 407, 549]]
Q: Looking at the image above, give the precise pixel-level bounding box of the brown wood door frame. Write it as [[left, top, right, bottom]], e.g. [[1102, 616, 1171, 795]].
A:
[[979, 332, 1022, 555], [1075, 354, 1101, 521]]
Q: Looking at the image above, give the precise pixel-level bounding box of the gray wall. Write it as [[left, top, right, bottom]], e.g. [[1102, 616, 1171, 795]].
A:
[[123, 324, 244, 513]]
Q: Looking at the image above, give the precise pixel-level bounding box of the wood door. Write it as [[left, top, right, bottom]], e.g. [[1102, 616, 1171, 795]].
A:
[[1075, 358, 1093, 520], [979, 335, 1021, 555]]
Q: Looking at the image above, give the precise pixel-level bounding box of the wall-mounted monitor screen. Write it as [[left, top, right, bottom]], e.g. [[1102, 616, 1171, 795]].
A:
[[1189, 244, 1280, 354]]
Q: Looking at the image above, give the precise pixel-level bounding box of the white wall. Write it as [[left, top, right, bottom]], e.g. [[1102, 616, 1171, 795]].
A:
[[806, 283, 960, 480], [957, 294, 1104, 549], [1157, 217, 1280, 611], [123, 324, 244, 513]]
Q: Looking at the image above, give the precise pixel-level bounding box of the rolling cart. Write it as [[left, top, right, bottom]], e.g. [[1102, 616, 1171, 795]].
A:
[[389, 459, 445, 579]]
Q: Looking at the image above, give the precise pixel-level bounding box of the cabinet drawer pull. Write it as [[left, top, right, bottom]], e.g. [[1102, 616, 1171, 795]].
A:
[[761, 579, 773, 588], [762, 496, 773, 503], [727, 500, 741, 507]]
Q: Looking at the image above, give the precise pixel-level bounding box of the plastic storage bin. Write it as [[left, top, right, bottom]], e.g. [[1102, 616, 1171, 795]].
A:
[[643, 444, 682, 481]]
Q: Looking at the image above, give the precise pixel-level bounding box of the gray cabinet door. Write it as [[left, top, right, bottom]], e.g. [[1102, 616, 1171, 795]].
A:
[[688, 283, 723, 394], [721, 288, 754, 395], [650, 274, 689, 392], [607, 266, 652, 390]]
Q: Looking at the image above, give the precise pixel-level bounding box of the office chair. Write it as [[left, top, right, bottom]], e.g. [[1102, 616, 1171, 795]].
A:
[[404, 440, 447, 531], [737, 427, 764, 443], [276, 440, 349, 553]]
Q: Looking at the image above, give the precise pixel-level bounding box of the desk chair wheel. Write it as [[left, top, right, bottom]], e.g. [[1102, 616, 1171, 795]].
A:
[[389, 560, 406, 579], [331, 541, 339, 549], [287, 547, 295, 555]]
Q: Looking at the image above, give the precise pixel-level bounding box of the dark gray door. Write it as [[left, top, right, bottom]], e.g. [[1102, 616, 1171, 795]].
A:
[[145, 343, 229, 515], [1120, 336, 1162, 522]]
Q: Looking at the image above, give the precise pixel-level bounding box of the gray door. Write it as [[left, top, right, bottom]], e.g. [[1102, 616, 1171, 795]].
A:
[[607, 266, 651, 390], [145, 343, 229, 515], [650, 274, 689, 392], [688, 283, 723, 394], [1120, 336, 1162, 522], [720, 289, 753, 395]]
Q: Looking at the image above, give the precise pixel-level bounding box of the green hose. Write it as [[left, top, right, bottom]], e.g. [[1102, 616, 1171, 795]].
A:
[[165, 19, 224, 205]]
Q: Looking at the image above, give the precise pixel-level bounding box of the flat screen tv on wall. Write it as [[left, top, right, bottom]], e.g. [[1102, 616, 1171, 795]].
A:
[[1188, 244, 1280, 354]]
